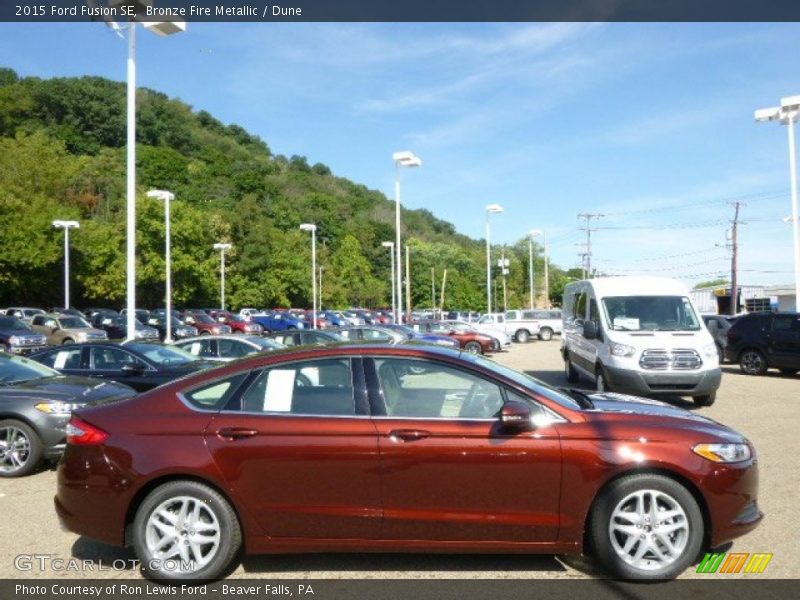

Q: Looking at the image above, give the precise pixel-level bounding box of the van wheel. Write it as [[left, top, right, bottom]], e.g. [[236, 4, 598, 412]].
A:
[[739, 349, 767, 375], [693, 392, 716, 407], [590, 474, 703, 580], [596, 366, 610, 393], [539, 327, 553, 342], [564, 354, 579, 383], [516, 329, 530, 343], [132, 480, 242, 581]]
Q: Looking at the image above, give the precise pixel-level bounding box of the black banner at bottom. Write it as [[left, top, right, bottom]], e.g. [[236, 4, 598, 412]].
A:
[[1, 579, 795, 600]]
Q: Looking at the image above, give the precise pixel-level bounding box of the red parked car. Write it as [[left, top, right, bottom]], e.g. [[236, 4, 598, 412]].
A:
[[180, 311, 232, 336], [411, 319, 498, 354], [56, 345, 761, 582], [208, 310, 264, 335]]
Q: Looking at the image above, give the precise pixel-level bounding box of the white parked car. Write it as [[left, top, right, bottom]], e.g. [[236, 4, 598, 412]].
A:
[[503, 310, 543, 343], [561, 276, 720, 406]]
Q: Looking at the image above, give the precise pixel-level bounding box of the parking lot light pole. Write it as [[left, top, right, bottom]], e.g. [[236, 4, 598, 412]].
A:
[[528, 229, 542, 309], [300, 224, 317, 329], [52, 220, 80, 310], [100, 3, 186, 341], [392, 151, 422, 323], [756, 96, 800, 312], [147, 190, 174, 342], [382, 242, 396, 321], [213, 243, 232, 311], [485, 204, 504, 314]]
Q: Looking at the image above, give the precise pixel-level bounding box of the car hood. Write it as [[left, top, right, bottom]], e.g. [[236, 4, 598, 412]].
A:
[[0, 375, 136, 405], [583, 392, 744, 442]]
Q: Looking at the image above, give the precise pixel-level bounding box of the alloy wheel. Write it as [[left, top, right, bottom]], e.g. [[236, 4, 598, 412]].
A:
[[740, 350, 765, 375], [145, 495, 221, 573], [608, 489, 690, 571], [0, 426, 31, 474]]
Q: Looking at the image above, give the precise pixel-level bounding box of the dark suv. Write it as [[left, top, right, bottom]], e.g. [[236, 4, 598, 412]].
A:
[[725, 311, 800, 376]]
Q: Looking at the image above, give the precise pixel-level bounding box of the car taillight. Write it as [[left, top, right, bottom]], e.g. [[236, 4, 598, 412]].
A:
[[66, 416, 109, 445]]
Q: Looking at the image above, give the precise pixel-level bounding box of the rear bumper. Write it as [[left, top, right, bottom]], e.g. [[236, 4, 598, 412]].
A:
[[604, 365, 721, 397]]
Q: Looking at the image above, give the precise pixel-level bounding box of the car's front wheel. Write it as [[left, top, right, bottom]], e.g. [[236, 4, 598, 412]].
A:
[[564, 354, 579, 383], [740, 349, 767, 375], [539, 327, 553, 341], [590, 474, 704, 580], [132, 480, 242, 581], [0, 419, 43, 478], [693, 392, 716, 407], [464, 341, 483, 355]]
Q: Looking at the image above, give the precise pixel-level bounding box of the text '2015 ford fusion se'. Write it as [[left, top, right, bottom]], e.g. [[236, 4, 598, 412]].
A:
[[54, 344, 761, 581]]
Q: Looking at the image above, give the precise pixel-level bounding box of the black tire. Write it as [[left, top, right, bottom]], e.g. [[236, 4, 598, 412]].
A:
[[693, 392, 716, 407], [132, 480, 242, 582], [589, 473, 704, 580], [564, 353, 579, 383], [62, 338, 75, 345], [200, 330, 210, 336], [715, 344, 724, 364], [779, 368, 798, 376], [739, 349, 767, 376], [515, 329, 530, 343], [464, 341, 483, 355], [595, 365, 610, 393], [0, 419, 44, 478], [538, 327, 554, 342]]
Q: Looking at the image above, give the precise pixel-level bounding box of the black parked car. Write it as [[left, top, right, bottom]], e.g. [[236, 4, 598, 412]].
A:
[[29, 342, 214, 392], [702, 315, 738, 363], [90, 314, 160, 342], [0, 353, 135, 477], [725, 311, 800, 376]]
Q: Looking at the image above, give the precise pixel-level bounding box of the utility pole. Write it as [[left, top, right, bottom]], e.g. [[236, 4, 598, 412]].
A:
[[730, 201, 743, 316], [543, 231, 550, 307], [578, 213, 604, 278], [499, 248, 509, 312]]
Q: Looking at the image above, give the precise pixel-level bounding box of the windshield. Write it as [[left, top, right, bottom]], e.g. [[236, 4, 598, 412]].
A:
[[0, 354, 58, 383], [191, 313, 215, 324], [0, 316, 31, 331], [58, 317, 90, 329], [472, 355, 581, 411], [244, 336, 286, 350], [601, 296, 701, 332], [125, 343, 197, 365]]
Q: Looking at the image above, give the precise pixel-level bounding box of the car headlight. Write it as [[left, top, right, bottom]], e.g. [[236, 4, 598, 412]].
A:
[[8, 336, 20, 345], [35, 401, 83, 415], [609, 342, 636, 357], [75, 332, 88, 341], [297, 323, 305, 329], [693, 443, 751, 463], [703, 343, 718, 358]]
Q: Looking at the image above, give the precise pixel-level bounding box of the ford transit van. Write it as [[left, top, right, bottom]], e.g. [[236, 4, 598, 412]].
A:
[[561, 277, 720, 406]]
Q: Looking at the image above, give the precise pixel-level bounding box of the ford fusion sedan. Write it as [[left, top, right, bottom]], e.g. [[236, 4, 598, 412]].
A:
[[0, 353, 135, 477], [56, 344, 760, 581], [172, 335, 284, 362], [29, 342, 213, 392]]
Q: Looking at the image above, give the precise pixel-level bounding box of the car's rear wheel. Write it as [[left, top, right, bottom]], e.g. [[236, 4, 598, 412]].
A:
[[739, 349, 767, 375], [0, 420, 43, 478], [590, 474, 703, 580], [132, 480, 242, 582], [464, 341, 483, 355], [564, 354, 579, 383], [539, 327, 553, 342], [515, 329, 530, 343]]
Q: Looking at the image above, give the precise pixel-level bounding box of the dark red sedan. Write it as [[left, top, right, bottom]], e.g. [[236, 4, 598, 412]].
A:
[[55, 345, 761, 581]]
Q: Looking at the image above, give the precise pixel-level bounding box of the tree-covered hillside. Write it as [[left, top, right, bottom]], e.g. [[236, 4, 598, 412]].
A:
[[0, 67, 574, 310]]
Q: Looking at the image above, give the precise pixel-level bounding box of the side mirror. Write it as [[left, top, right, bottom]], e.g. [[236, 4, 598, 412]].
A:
[[500, 401, 534, 432], [583, 321, 599, 340], [121, 362, 146, 374]]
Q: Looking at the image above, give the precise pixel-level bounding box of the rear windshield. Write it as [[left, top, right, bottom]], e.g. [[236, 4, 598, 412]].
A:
[[0, 317, 31, 330]]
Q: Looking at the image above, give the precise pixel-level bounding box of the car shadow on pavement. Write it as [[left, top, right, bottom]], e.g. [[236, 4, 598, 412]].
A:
[[524, 370, 702, 411], [240, 552, 570, 574], [71, 537, 139, 571]]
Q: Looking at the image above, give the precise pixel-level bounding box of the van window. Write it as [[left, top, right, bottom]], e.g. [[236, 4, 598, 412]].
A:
[[589, 299, 600, 323], [575, 293, 587, 321]]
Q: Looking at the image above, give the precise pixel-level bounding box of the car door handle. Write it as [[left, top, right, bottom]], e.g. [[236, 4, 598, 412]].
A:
[[216, 427, 258, 440], [389, 429, 431, 442]]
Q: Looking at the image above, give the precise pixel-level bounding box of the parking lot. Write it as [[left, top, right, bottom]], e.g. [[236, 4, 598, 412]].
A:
[[0, 340, 796, 580]]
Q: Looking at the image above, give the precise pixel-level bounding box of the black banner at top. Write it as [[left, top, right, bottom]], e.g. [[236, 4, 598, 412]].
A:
[[2, 0, 800, 23]]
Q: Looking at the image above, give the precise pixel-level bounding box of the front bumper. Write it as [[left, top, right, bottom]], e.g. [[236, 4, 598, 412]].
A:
[[7, 345, 47, 355], [604, 365, 721, 397]]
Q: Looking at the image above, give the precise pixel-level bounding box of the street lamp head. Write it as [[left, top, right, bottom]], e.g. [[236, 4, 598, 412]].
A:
[[392, 151, 422, 168], [780, 95, 800, 112], [53, 220, 80, 229], [485, 203, 504, 215], [754, 106, 781, 123], [381, 241, 394, 248], [146, 189, 175, 201], [299, 223, 317, 232], [213, 243, 232, 251], [143, 20, 187, 36]]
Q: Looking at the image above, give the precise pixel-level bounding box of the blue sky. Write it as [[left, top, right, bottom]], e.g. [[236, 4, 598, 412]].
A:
[[1, 22, 799, 286]]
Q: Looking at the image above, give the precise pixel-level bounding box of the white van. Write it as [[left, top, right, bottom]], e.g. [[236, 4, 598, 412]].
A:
[[561, 277, 721, 406]]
